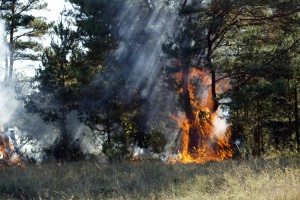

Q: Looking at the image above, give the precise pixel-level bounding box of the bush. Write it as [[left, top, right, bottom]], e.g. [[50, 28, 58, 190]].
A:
[[146, 128, 167, 154]]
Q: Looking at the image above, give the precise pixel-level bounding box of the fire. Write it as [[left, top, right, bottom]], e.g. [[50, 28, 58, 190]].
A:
[[0, 124, 22, 167], [0, 133, 23, 166], [170, 68, 233, 164]]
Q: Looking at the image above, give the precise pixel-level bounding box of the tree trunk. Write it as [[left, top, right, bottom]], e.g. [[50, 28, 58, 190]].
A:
[[182, 66, 199, 156], [4, 53, 8, 81], [137, 115, 146, 147], [256, 98, 262, 157], [9, 47, 13, 80], [260, 121, 264, 154], [8, 0, 16, 80], [54, 123, 69, 161], [295, 83, 299, 152], [53, 113, 72, 162], [211, 69, 219, 112], [288, 88, 293, 150], [182, 0, 188, 8], [206, 30, 219, 113], [104, 112, 112, 145]]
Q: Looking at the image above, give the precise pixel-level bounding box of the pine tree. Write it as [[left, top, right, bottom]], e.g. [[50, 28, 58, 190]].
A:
[[0, 0, 48, 80], [24, 17, 83, 161]]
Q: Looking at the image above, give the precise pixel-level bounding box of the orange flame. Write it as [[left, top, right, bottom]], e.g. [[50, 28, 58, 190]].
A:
[[170, 68, 233, 164], [0, 124, 23, 167]]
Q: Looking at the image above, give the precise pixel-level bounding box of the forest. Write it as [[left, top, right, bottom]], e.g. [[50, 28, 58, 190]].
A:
[[0, 0, 300, 164]]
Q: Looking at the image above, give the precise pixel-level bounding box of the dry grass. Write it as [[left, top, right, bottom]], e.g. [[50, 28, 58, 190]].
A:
[[0, 156, 300, 199]]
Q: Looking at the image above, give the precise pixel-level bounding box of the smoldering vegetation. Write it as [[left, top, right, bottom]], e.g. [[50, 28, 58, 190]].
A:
[[0, 83, 71, 162]]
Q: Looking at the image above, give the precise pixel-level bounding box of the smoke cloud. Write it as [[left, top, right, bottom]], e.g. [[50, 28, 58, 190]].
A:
[[0, 18, 60, 162], [112, 0, 184, 131], [116, 1, 178, 90]]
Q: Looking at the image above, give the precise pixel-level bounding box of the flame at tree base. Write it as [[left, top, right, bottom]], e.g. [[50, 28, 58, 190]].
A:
[[170, 110, 233, 164], [169, 68, 233, 164]]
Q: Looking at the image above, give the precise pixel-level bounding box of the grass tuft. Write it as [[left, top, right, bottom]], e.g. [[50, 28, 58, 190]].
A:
[[0, 156, 299, 199]]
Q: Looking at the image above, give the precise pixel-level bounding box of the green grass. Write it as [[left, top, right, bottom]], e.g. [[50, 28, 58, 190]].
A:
[[0, 156, 300, 199]]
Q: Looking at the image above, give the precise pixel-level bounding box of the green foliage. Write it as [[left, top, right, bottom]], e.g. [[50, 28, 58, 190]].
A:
[[68, 0, 123, 67], [24, 17, 89, 161], [102, 130, 129, 161], [25, 16, 85, 123], [146, 128, 167, 154], [0, 0, 48, 79]]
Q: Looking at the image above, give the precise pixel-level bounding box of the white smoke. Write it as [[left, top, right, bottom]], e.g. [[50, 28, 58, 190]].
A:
[[0, 86, 21, 125], [116, 0, 180, 97], [7, 127, 44, 163], [212, 106, 230, 137], [0, 19, 18, 124]]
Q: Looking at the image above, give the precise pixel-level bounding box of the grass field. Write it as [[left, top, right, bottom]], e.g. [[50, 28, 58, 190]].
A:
[[0, 155, 300, 199]]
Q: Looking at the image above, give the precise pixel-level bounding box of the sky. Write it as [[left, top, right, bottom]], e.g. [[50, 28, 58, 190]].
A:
[[31, 0, 70, 23]]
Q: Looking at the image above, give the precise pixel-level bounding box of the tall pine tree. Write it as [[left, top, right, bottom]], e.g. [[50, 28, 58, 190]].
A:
[[0, 0, 48, 80]]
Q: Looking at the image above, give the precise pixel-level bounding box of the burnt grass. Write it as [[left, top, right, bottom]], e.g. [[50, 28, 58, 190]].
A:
[[0, 156, 300, 199]]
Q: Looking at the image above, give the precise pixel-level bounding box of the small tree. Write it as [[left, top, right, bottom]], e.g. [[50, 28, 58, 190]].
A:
[[77, 72, 125, 160], [24, 17, 83, 161]]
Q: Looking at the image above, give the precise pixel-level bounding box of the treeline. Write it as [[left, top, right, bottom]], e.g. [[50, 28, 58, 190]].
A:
[[1, 0, 300, 162]]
